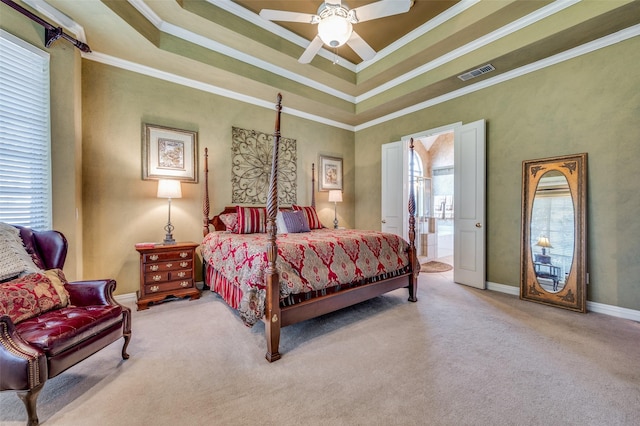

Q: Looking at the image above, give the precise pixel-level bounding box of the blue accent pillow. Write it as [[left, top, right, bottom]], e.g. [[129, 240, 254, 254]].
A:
[[281, 210, 310, 233]]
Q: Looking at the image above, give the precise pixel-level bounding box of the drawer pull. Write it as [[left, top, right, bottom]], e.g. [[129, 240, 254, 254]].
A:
[[180, 262, 188, 268], [180, 281, 189, 287], [152, 275, 162, 281], [150, 285, 160, 292], [149, 265, 159, 271], [165, 263, 173, 268], [149, 254, 159, 261], [180, 252, 188, 258], [177, 271, 187, 278]]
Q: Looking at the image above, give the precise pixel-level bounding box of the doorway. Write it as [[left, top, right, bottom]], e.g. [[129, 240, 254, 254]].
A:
[[396, 120, 487, 289], [409, 131, 455, 267]]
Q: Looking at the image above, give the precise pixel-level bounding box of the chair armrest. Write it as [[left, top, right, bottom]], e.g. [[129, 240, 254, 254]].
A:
[[65, 279, 117, 306], [0, 316, 47, 391]]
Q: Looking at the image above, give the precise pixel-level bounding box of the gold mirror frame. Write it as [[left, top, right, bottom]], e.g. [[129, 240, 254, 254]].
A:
[[520, 153, 587, 312]]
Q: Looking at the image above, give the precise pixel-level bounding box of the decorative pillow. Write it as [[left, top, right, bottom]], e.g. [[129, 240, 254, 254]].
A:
[[281, 210, 310, 233], [219, 213, 239, 233], [44, 268, 70, 307], [236, 206, 267, 234], [0, 270, 69, 324], [292, 205, 323, 230], [0, 222, 40, 281], [276, 211, 288, 234]]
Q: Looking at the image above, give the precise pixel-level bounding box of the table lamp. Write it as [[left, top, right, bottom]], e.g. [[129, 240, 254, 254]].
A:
[[328, 189, 343, 229], [157, 179, 182, 244]]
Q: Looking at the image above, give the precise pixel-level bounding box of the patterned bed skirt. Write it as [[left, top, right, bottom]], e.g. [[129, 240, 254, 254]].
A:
[[205, 262, 411, 311]]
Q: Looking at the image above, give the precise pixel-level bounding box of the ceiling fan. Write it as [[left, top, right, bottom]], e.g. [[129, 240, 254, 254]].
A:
[[259, 0, 413, 64]]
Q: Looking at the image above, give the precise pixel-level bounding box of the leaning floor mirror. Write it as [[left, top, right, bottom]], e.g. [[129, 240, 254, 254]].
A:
[[520, 153, 587, 312]]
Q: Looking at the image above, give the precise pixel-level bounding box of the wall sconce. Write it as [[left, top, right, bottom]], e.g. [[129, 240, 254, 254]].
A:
[[328, 189, 343, 229], [157, 179, 182, 245]]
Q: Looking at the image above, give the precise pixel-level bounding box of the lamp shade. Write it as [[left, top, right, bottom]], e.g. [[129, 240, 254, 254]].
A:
[[535, 236, 552, 248], [157, 179, 182, 199], [328, 190, 343, 203], [318, 15, 353, 47]]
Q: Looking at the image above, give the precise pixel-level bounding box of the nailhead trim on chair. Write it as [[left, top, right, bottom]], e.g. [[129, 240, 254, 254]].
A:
[[0, 322, 41, 389]]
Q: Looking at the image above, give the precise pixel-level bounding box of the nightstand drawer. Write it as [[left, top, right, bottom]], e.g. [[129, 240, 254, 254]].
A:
[[144, 269, 193, 284], [144, 250, 192, 263], [145, 279, 194, 294], [144, 259, 193, 273]]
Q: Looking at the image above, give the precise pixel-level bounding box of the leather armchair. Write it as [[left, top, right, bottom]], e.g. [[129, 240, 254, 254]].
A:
[[1, 226, 131, 426]]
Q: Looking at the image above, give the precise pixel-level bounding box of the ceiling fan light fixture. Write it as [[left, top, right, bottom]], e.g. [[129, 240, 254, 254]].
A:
[[318, 14, 353, 47]]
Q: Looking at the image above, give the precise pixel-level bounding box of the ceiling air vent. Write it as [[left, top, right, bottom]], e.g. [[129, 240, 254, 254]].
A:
[[457, 64, 495, 81]]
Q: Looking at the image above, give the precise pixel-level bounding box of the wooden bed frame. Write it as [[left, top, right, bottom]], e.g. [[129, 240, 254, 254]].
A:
[[202, 93, 419, 362]]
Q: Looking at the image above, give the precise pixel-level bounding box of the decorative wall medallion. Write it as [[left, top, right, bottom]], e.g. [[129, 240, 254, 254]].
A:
[[231, 127, 297, 205]]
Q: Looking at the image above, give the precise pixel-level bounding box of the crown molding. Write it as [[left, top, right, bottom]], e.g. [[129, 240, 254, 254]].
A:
[[21, 0, 87, 42], [83, 51, 356, 131], [355, 24, 640, 131]]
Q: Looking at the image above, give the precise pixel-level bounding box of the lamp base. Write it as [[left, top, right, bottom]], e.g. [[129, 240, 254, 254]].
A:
[[163, 222, 176, 245]]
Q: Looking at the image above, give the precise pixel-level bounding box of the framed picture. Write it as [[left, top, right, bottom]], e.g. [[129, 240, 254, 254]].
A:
[[318, 155, 343, 191], [143, 124, 198, 182]]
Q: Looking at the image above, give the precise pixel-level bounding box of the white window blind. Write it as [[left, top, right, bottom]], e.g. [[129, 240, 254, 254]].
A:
[[0, 30, 51, 230]]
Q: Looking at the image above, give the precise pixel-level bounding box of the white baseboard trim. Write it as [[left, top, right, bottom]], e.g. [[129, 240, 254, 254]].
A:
[[487, 281, 640, 322], [115, 292, 137, 304], [586, 301, 640, 322], [487, 281, 520, 296]]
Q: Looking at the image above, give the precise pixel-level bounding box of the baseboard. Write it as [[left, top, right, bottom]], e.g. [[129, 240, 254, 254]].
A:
[[115, 292, 137, 304], [586, 301, 640, 322], [487, 281, 640, 322], [486, 281, 520, 296]]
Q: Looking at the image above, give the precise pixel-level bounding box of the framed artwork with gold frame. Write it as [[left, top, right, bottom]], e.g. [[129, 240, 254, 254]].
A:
[[318, 155, 343, 191], [143, 124, 198, 182]]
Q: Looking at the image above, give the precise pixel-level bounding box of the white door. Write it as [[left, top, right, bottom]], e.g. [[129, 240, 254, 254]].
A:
[[381, 141, 404, 237], [453, 120, 486, 289]]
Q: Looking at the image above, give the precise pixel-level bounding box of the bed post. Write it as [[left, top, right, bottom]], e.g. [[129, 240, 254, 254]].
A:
[[311, 163, 316, 208], [408, 138, 419, 302], [265, 93, 283, 362], [203, 147, 210, 237]]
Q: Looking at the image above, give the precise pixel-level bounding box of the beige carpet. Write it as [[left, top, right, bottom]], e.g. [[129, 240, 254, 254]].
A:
[[2, 273, 639, 425]]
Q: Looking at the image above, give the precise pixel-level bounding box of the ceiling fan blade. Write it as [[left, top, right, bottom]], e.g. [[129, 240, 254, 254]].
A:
[[298, 36, 324, 64], [346, 31, 376, 61], [259, 9, 317, 23], [352, 0, 412, 23]]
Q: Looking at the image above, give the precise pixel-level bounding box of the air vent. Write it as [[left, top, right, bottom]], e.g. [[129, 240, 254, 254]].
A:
[[457, 64, 495, 81]]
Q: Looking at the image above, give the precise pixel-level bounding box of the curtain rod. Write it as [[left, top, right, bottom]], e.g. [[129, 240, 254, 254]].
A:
[[1, 0, 91, 52]]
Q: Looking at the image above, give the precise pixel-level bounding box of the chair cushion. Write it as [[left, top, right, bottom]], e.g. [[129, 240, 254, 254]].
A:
[[0, 271, 69, 324], [15, 305, 124, 356]]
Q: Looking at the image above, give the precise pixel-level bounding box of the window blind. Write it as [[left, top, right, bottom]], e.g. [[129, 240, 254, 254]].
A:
[[0, 30, 51, 230]]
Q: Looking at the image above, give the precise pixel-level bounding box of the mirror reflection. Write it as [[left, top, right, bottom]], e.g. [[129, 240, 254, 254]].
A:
[[530, 170, 574, 293]]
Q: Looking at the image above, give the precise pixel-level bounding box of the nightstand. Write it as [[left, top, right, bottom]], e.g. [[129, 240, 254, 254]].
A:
[[135, 242, 200, 310]]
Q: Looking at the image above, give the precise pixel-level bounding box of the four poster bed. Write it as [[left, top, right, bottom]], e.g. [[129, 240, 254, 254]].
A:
[[201, 94, 420, 361]]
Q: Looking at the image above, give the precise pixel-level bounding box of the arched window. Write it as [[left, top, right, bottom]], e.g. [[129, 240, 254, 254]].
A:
[[409, 151, 423, 180]]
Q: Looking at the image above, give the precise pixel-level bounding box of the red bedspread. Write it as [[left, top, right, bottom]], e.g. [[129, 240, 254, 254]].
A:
[[201, 228, 410, 326]]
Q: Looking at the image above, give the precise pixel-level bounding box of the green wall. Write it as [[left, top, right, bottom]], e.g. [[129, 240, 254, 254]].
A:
[[81, 61, 354, 295], [355, 36, 640, 310]]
